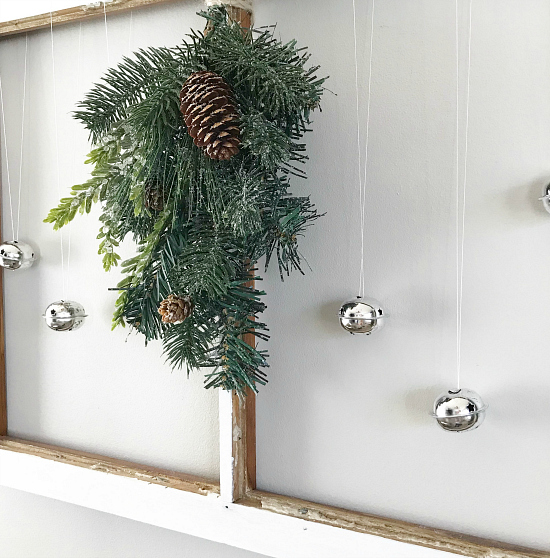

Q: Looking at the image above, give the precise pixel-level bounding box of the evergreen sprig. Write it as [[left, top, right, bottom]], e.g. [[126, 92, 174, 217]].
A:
[[45, 7, 326, 394]]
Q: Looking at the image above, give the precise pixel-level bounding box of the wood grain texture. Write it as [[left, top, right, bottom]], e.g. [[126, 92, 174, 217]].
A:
[[0, 0, 178, 37], [231, 386, 256, 500], [241, 491, 549, 558], [224, 5, 252, 27], [0, 436, 220, 496]]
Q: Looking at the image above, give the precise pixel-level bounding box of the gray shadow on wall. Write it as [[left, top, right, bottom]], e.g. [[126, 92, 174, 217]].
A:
[[488, 384, 547, 432], [401, 385, 444, 427], [502, 176, 550, 225]]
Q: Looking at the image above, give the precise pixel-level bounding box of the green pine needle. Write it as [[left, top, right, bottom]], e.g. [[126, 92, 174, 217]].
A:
[[45, 6, 326, 393]]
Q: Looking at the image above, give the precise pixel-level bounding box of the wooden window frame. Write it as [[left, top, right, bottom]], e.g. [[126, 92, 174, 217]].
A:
[[0, 2, 546, 556]]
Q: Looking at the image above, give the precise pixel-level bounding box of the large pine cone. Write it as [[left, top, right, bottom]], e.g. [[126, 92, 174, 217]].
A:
[[158, 294, 194, 324], [179, 71, 240, 161]]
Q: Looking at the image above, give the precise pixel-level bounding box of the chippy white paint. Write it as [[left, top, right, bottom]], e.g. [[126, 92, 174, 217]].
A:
[[0, 449, 454, 558], [0, 1, 102, 23], [219, 388, 234, 504]]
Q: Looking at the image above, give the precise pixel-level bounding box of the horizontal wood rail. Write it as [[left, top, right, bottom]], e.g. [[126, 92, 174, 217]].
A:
[[0, 436, 219, 496], [0, 0, 178, 37], [240, 490, 548, 558]]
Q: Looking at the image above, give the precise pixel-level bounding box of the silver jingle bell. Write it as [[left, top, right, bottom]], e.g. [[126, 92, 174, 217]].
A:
[[431, 388, 487, 433], [339, 297, 384, 335], [43, 300, 87, 332], [540, 183, 550, 214], [0, 240, 36, 270]]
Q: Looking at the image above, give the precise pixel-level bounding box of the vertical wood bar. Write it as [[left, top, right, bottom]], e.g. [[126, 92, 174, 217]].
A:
[[231, 252, 257, 498], [213, 3, 256, 503], [231, 385, 256, 499]]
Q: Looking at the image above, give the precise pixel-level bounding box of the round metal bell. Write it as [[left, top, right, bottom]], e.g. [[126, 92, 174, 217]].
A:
[[0, 240, 36, 270], [43, 300, 87, 332], [338, 297, 384, 335], [431, 388, 487, 433]]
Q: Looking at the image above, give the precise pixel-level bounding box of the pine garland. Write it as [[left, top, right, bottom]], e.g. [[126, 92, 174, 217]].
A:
[[45, 7, 325, 394]]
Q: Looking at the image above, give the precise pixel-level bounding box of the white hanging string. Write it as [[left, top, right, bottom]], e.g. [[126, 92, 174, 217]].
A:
[[66, 22, 83, 298], [0, 73, 16, 240], [455, 0, 473, 390], [16, 34, 28, 242], [103, 1, 111, 65], [351, 0, 362, 297], [50, 11, 66, 299], [351, 0, 376, 299], [361, 0, 375, 299]]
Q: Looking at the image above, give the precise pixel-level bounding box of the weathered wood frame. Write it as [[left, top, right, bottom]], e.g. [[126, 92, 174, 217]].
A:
[[0, 2, 547, 557]]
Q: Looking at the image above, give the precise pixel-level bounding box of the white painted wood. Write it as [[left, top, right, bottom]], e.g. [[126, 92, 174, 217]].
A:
[[219, 388, 234, 504], [0, 485, 260, 558], [0, 0, 94, 24], [0, 449, 454, 558]]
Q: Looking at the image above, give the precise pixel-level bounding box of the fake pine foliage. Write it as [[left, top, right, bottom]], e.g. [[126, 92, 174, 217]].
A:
[[45, 7, 325, 393]]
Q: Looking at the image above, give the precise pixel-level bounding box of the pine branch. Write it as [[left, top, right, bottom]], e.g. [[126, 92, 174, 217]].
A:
[[265, 195, 322, 279], [48, 7, 326, 392], [74, 47, 190, 144], [204, 275, 269, 393], [97, 222, 121, 271], [162, 306, 218, 372], [169, 228, 236, 300], [113, 222, 187, 338]]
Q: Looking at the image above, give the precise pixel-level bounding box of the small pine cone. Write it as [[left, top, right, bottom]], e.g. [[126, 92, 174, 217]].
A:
[[144, 180, 165, 211], [179, 71, 240, 161], [158, 294, 194, 324]]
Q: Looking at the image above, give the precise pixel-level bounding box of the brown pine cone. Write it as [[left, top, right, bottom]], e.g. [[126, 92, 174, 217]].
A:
[[179, 71, 240, 161], [158, 294, 194, 324]]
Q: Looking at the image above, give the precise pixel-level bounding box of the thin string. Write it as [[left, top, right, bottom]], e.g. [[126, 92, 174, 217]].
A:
[[351, 0, 363, 297], [50, 11, 65, 299], [455, 0, 460, 389], [361, 0, 376, 299], [103, 1, 110, 65], [0, 72, 15, 240], [66, 23, 83, 297], [351, 0, 376, 299], [16, 34, 28, 241], [456, 0, 473, 390]]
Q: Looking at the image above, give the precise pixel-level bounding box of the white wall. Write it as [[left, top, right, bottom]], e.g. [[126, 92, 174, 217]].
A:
[[254, 0, 550, 553]]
